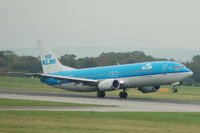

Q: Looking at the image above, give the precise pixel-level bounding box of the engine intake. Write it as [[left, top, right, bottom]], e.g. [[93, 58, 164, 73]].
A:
[[98, 79, 120, 91]]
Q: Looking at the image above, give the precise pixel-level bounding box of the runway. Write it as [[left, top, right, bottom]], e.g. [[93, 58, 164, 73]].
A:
[[0, 89, 200, 112]]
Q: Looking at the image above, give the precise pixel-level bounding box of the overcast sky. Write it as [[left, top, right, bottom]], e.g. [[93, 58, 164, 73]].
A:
[[0, 0, 200, 59]]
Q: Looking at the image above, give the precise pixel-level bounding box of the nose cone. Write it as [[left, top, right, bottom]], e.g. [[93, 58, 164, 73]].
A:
[[186, 68, 193, 77]]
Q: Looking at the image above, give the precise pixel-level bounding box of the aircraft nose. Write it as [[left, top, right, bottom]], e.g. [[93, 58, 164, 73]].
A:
[[187, 69, 193, 77], [190, 71, 193, 76]]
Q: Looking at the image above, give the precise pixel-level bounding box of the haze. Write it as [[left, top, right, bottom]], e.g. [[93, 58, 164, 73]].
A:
[[0, 0, 200, 60]]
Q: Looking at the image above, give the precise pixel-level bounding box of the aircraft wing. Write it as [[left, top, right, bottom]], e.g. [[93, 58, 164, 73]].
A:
[[41, 74, 98, 84], [0, 72, 99, 85]]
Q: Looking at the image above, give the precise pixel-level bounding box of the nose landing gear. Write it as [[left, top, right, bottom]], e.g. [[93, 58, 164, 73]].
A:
[[172, 87, 178, 93], [172, 82, 182, 93]]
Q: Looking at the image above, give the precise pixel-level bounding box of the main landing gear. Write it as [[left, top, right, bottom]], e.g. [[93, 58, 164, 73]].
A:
[[97, 89, 128, 98], [119, 89, 128, 98], [97, 90, 105, 98]]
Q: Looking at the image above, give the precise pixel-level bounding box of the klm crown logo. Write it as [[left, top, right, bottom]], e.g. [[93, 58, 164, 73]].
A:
[[45, 54, 52, 59], [42, 54, 56, 65], [142, 64, 152, 70]]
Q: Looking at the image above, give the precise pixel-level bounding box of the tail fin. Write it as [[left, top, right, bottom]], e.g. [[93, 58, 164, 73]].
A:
[[37, 39, 75, 74]]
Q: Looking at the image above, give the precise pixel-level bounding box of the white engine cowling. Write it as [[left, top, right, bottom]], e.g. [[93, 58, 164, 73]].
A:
[[138, 86, 160, 93], [98, 79, 120, 91]]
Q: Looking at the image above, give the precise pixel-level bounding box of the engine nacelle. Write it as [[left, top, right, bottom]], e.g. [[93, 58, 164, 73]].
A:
[[138, 86, 160, 93], [98, 79, 120, 91]]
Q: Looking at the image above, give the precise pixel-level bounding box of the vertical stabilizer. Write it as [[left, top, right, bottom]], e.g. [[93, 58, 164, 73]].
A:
[[37, 39, 75, 74]]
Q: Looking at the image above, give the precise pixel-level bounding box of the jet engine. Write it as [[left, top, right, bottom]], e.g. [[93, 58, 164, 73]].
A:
[[98, 79, 120, 91], [138, 86, 160, 93]]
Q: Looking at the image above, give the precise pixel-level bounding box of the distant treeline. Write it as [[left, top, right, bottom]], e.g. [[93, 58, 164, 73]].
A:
[[0, 50, 200, 86]]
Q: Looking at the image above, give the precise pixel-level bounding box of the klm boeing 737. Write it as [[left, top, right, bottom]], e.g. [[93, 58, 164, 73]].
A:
[[6, 42, 193, 98]]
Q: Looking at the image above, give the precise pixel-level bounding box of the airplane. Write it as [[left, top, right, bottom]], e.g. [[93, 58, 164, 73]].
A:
[[5, 41, 193, 98]]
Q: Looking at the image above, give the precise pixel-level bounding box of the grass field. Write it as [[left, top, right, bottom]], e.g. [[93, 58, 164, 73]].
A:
[[0, 98, 103, 107], [0, 111, 200, 133], [0, 77, 200, 133], [0, 76, 64, 92], [0, 76, 200, 101]]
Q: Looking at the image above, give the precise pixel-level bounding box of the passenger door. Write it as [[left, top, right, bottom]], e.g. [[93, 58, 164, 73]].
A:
[[162, 64, 168, 75], [110, 70, 118, 78]]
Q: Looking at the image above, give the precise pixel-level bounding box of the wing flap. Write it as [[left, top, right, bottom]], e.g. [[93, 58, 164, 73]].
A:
[[41, 74, 98, 84]]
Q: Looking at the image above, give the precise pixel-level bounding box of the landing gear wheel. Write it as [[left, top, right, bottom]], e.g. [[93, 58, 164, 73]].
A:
[[119, 92, 123, 97], [97, 91, 105, 98], [172, 88, 178, 93], [119, 91, 128, 98]]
